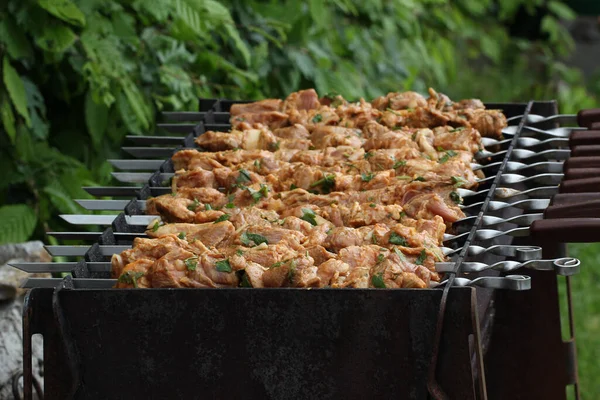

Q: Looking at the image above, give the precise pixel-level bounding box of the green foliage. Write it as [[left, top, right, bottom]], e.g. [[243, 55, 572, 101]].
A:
[[0, 0, 597, 248], [0, 204, 37, 244]]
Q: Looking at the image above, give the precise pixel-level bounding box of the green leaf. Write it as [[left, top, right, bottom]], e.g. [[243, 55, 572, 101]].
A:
[[121, 79, 152, 131], [0, 204, 37, 244], [85, 91, 109, 148], [23, 78, 48, 140], [0, 93, 16, 144], [38, 0, 86, 27], [3, 57, 30, 126], [548, 1, 576, 21], [371, 272, 386, 288], [43, 183, 81, 214], [224, 23, 251, 67], [0, 20, 33, 60], [35, 23, 77, 53], [215, 258, 232, 273]]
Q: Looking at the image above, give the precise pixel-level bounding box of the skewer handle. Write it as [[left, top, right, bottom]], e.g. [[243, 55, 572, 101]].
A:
[[569, 131, 600, 147], [551, 192, 600, 205], [577, 109, 600, 128], [564, 156, 600, 170], [559, 177, 600, 193], [564, 168, 600, 180], [531, 218, 600, 243], [544, 200, 600, 219], [571, 145, 600, 157]]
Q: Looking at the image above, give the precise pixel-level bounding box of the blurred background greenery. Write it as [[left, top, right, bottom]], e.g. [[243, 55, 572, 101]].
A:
[[0, 0, 598, 397]]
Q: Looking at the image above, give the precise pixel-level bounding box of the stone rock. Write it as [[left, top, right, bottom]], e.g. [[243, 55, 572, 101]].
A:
[[0, 241, 50, 399]]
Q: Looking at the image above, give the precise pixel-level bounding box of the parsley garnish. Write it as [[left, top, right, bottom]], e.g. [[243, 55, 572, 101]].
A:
[[361, 172, 375, 182], [300, 208, 318, 226], [312, 114, 323, 123], [214, 214, 231, 223], [215, 259, 232, 273], [290, 184, 298, 190], [392, 160, 407, 168], [396, 175, 411, 180], [236, 169, 252, 184], [241, 232, 269, 247], [187, 198, 201, 211], [310, 174, 335, 193], [205, 204, 212, 211], [450, 127, 465, 132], [364, 151, 374, 159], [449, 191, 463, 204], [152, 222, 160, 232], [438, 150, 457, 164], [118, 271, 144, 288], [236, 270, 252, 287], [247, 184, 269, 203], [377, 253, 385, 263], [254, 160, 261, 169], [225, 202, 235, 209], [386, 108, 402, 116], [184, 256, 198, 271], [236, 249, 244, 256], [451, 176, 468, 187], [413, 176, 426, 182], [369, 203, 376, 208], [178, 232, 186, 240], [372, 273, 386, 288], [287, 260, 297, 284], [270, 141, 281, 151], [389, 232, 408, 246], [394, 247, 407, 262], [415, 250, 427, 265], [436, 146, 445, 152], [270, 261, 284, 269]]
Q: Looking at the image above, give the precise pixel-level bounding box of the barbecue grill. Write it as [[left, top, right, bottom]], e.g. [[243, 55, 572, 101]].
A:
[[12, 97, 599, 400]]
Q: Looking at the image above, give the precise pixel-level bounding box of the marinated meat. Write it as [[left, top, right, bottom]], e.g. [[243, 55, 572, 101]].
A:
[[114, 87, 505, 290]]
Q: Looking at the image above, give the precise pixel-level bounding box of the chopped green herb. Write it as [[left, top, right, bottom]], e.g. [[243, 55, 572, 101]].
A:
[[413, 176, 426, 182], [309, 145, 316, 150], [170, 192, 177, 197], [438, 150, 457, 164], [312, 114, 323, 123], [152, 222, 160, 232], [236, 249, 244, 256], [204, 203, 212, 211], [187, 198, 201, 211], [225, 202, 235, 209], [269, 141, 281, 151], [287, 260, 297, 284], [254, 160, 261, 169], [369, 203, 376, 208], [214, 214, 231, 223], [451, 176, 468, 187], [118, 271, 144, 288], [184, 256, 198, 271], [290, 184, 298, 190], [406, 108, 414, 112], [400, 211, 407, 218], [215, 259, 232, 273], [270, 261, 284, 269], [361, 172, 375, 182], [310, 174, 336, 193], [411, 133, 417, 141], [300, 208, 318, 226], [436, 146, 445, 152], [377, 253, 385, 263], [236, 169, 252, 184], [236, 270, 253, 287], [178, 232, 186, 240], [235, 117, 246, 122], [449, 191, 463, 204], [450, 127, 466, 132], [371, 234, 378, 244], [415, 250, 427, 265], [372, 273, 386, 288], [389, 232, 408, 246], [394, 247, 407, 262], [386, 108, 402, 116], [323, 91, 339, 100], [393, 160, 407, 168], [247, 184, 269, 203], [364, 151, 374, 159], [241, 232, 269, 247]]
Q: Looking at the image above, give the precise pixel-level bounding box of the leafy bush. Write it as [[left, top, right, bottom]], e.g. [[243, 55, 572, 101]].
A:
[[0, 0, 594, 245]]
